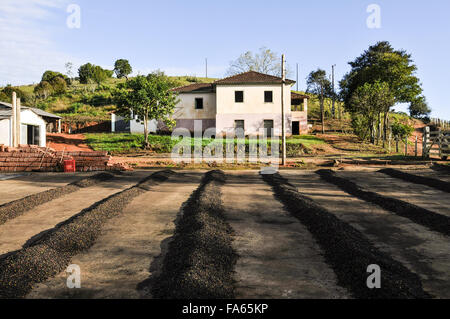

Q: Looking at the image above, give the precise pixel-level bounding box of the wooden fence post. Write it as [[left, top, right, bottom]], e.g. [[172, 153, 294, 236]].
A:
[[423, 126, 429, 159], [438, 128, 442, 159], [405, 136, 408, 156], [388, 132, 392, 153], [415, 136, 418, 157]]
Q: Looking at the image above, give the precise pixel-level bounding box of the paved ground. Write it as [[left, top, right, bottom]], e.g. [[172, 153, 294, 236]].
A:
[[222, 172, 349, 299], [282, 171, 450, 298], [26, 172, 203, 299], [403, 168, 450, 183], [0, 174, 141, 256], [0, 168, 448, 299], [0, 173, 93, 205], [337, 171, 450, 218]]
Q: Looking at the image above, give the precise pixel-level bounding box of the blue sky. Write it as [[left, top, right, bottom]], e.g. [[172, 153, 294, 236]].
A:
[[0, 0, 449, 119]]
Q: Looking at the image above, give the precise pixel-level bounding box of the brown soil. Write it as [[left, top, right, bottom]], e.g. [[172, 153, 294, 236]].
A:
[[47, 133, 92, 152]]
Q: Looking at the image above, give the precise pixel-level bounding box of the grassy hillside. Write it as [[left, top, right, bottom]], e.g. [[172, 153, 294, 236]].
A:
[[292, 90, 348, 121], [1, 76, 217, 122]]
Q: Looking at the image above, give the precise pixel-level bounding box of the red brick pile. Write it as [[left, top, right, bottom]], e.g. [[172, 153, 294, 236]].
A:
[[0, 144, 130, 172]]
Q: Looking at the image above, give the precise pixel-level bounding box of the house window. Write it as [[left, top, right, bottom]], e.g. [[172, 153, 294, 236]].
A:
[[235, 120, 245, 131], [195, 98, 204, 110], [235, 91, 244, 103], [264, 91, 273, 103]]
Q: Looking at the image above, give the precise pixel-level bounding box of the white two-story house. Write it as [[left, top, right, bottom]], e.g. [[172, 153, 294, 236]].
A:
[[172, 71, 308, 136], [112, 71, 308, 136]]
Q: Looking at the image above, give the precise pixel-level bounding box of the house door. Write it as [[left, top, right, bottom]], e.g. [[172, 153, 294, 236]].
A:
[[292, 121, 300, 135], [264, 120, 274, 137]]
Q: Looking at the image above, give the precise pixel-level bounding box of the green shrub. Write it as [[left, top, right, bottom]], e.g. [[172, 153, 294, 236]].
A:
[[391, 121, 414, 140]]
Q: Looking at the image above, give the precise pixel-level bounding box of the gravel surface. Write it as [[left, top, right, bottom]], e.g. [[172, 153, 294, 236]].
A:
[[150, 170, 237, 299], [317, 169, 450, 237], [0, 173, 113, 226], [0, 170, 174, 299], [26, 172, 203, 299], [262, 172, 431, 299], [221, 171, 350, 299], [283, 171, 450, 298], [379, 168, 450, 193]]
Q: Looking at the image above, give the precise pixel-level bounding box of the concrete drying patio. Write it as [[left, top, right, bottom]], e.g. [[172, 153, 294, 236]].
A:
[[0, 168, 448, 299]]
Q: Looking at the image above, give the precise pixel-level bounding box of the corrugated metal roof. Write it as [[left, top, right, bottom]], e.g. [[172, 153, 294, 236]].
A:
[[0, 108, 12, 117], [28, 107, 61, 119], [0, 101, 61, 119]]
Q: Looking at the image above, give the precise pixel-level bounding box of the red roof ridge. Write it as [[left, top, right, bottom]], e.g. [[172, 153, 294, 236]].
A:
[[214, 70, 295, 85]]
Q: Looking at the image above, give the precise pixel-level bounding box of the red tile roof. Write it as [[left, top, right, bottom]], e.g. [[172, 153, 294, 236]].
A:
[[214, 71, 296, 85], [291, 92, 309, 100], [172, 71, 296, 93], [171, 83, 214, 93]]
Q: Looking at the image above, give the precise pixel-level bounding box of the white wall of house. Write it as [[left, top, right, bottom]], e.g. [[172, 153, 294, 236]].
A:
[[215, 84, 293, 136], [0, 119, 11, 146], [111, 113, 157, 134], [0, 110, 46, 147], [174, 93, 216, 120], [130, 117, 158, 134], [216, 84, 292, 115], [20, 109, 47, 147]]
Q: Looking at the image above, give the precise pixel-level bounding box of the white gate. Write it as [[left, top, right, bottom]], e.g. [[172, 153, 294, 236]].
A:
[[423, 127, 450, 160]]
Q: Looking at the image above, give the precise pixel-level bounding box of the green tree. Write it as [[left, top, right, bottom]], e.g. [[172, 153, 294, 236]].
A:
[[1, 85, 31, 103], [391, 121, 414, 140], [78, 63, 95, 84], [349, 81, 395, 143], [340, 41, 423, 143], [409, 96, 431, 120], [306, 69, 332, 134], [50, 77, 68, 95], [42, 70, 69, 85], [34, 81, 53, 99], [92, 65, 109, 87], [78, 63, 112, 87], [114, 59, 133, 80], [113, 72, 179, 147]]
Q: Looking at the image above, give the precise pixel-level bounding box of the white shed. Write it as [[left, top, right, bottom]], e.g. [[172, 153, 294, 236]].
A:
[[0, 101, 61, 148]]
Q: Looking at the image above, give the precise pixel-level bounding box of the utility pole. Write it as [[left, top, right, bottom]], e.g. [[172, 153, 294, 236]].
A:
[[296, 63, 299, 92], [332, 64, 336, 119], [205, 58, 208, 78], [281, 54, 286, 166]]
